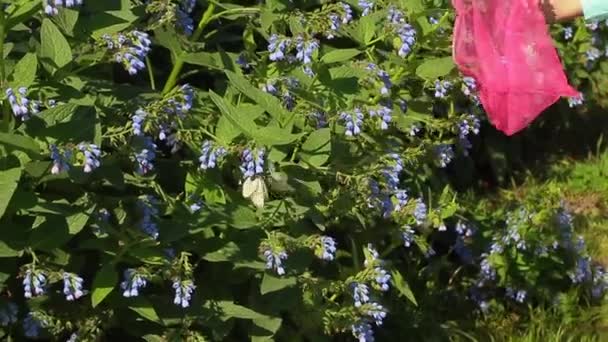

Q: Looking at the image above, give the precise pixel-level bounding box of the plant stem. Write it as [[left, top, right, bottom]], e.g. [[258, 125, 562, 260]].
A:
[[162, 3, 216, 94], [146, 56, 156, 90]]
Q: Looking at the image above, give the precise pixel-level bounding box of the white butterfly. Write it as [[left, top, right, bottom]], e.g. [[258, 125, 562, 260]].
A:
[[242, 177, 268, 209]]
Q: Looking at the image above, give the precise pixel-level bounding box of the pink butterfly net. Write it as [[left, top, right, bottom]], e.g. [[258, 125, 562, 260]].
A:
[[452, 0, 579, 136]]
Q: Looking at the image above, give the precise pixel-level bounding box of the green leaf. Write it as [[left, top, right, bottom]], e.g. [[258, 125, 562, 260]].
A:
[[129, 298, 163, 324], [91, 263, 117, 308], [86, 10, 139, 39], [0, 133, 41, 159], [225, 71, 289, 125], [0, 240, 20, 258], [253, 126, 303, 146], [260, 273, 296, 295], [209, 91, 256, 141], [39, 18, 73, 74], [321, 49, 362, 63], [299, 128, 331, 166], [9, 53, 37, 89], [6, 1, 41, 30], [391, 269, 417, 306], [67, 207, 94, 235], [216, 301, 270, 320], [0, 167, 22, 220], [215, 104, 263, 144], [415, 57, 455, 80]]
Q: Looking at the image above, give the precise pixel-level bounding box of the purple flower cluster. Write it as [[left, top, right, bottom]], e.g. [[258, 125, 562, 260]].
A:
[[199, 140, 227, 170], [295, 35, 319, 76], [568, 93, 584, 107], [434, 80, 452, 98], [359, 0, 374, 16], [77, 143, 101, 173], [262, 245, 288, 275], [62, 272, 85, 301], [402, 226, 415, 247], [43, 0, 83, 15], [341, 108, 365, 136], [240, 148, 265, 179], [23, 269, 47, 299], [326, 3, 353, 39], [50, 144, 72, 175], [173, 278, 195, 308], [316, 236, 337, 261], [121, 269, 147, 297], [352, 282, 370, 307], [388, 7, 416, 57], [102, 31, 151, 75], [134, 137, 157, 175], [368, 105, 392, 130], [132, 109, 147, 136], [506, 287, 527, 303], [176, 0, 195, 36], [268, 34, 291, 61], [6, 87, 39, 121], [138, 196, 159, 240], [435, 144, 454, 168]]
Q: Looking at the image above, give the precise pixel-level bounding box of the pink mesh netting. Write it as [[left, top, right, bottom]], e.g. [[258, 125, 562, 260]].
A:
[[452, 0, 579, 136]]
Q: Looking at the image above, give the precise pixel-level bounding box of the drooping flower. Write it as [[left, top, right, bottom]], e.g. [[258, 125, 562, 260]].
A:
[[268, 34, 290, 61], [402, 226, 415, 247], [62, 272, 85, 301], [413, 198, 427, 224], [102, 31, 152, 75], [132, 109, 147, 135], [240, 148, 265, 179], [434, 80, 452, 98], [77, 143, 101, 173], [341, 108, 365, 136], [351, 282, 370, 307], [388, 7, 417, 57], [435, 144, 454, 167], [563, 26, 573, 40], [120, 269, 147, 298], [262, 244, 288, 275], [351, 320, 375, 342], [6, 87, 38, 120], [359, 0, 374, 16], [199, 140, 227, 170], [50, 144, 72, 175], [316, 236, 337, 261], [138, 195, 159, 240], [568, 93, 584, 107], [134, 137, 156, 175], [172, 278, 195, 308], [43, 0, 83, 15], [23, 269, 46, 299]]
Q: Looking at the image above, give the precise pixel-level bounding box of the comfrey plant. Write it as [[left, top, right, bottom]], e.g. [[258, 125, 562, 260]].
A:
[[0, 1, 602, 341]]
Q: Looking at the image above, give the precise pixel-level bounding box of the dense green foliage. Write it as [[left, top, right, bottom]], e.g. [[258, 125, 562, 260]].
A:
[[0, 0, 607, 341]]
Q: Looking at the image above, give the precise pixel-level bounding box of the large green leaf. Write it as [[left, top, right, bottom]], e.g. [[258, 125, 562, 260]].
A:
[[209, 91, 256, 142], [91, 263, 118, 308], [415, 57, 455, 80], [299, 128, 331, 167], [129, 298, 163, 324], [321, 48, 362, 63], [225, 71, 289, 125], [0, 133, 41, 159], [0, 167, 22, 220], [9, 53, 37, 89], [260, 273, 296, 295], [253, 126, 303, 147], [391, 269, 417, 306], [39, 19, 73, 74]]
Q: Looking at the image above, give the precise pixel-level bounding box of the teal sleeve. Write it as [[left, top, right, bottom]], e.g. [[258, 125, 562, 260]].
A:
[[582, 0, 608, 21]]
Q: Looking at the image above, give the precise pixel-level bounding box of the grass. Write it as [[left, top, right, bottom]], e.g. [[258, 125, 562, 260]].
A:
[[462, 146, 608, 342]]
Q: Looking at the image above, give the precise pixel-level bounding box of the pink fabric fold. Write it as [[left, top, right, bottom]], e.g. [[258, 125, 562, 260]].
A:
[[452, 0, 579, 135]]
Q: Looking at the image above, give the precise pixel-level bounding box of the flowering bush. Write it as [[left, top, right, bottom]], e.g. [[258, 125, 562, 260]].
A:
[[0, 0, 606, 341]]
